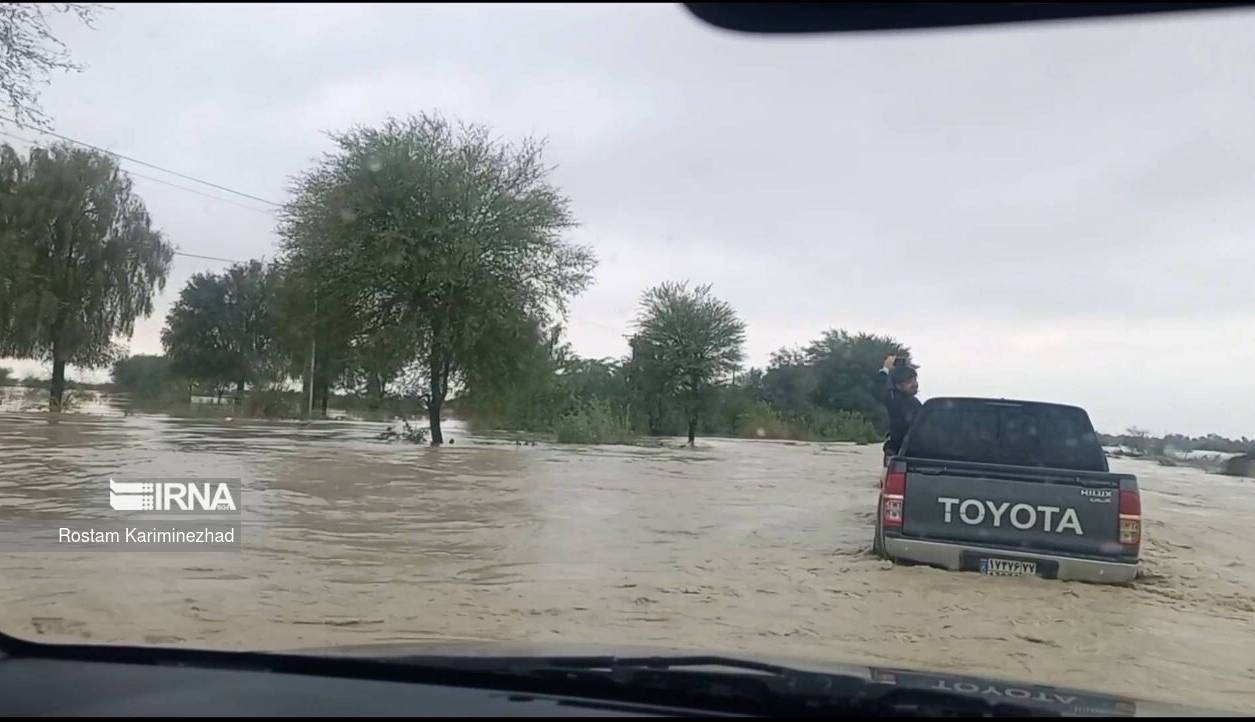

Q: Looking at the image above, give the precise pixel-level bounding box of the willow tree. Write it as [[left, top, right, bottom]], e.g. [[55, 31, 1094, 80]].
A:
[[280, 113, 596, 444], [631, 281, 746, 446], [0, 143, 173, 410]]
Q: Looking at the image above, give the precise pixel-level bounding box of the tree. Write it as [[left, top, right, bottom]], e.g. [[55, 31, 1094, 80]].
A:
[[631, 281, 746, 446], [762, 347, 819, 418], [802, 330, 911, 433], [0, 366, 11, 385], [161, 260, 278, 404], [1124, 426, 1151, 456], [0, 143, 172, 410], [0, 4, 101, 128], [339, 324, 415, 411], [268, 260, 369, 418], [279, 113, 596, 444], [110, 354, 187, 402], [457, 314, 570, 430]]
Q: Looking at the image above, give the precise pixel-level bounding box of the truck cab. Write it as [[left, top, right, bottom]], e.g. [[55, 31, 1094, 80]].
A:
[[874, 397, 1141, 584]]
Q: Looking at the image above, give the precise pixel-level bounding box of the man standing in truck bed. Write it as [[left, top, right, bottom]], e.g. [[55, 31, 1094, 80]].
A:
[[879, 355, 921, 466]]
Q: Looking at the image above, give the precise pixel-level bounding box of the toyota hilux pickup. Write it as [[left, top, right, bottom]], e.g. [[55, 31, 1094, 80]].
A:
[[873, 397, 1141, 584]]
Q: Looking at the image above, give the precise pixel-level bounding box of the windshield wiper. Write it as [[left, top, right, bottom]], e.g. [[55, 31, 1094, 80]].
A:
[[0, 632, 1057, 717], [381, 654, 1056, 717]]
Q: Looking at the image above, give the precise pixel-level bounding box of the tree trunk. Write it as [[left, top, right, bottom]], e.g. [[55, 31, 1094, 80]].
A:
[[687, 416, 697, 447], [235, 379, 245, 408], [319, 381, 329, 418], [428, 354, 444, 446], [49, 356, 67, 412], [428, 397, 443, 445], [366, 373, 383, 411]]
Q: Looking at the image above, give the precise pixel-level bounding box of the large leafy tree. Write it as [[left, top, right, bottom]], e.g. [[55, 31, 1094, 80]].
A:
[[161, 259, 277, 402], [631, 281, 746, 446], [761, 346, 818, 418], [0, 143, 172, 410], [802, 329, 911, 432], [280, 113, 596, 444]]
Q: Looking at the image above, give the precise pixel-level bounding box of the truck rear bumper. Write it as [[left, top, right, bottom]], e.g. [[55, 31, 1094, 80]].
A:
[[883, 537, 1138, 584]]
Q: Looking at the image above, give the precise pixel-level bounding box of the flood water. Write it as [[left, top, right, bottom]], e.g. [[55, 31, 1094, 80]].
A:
[[0, 397, 1253, 713]]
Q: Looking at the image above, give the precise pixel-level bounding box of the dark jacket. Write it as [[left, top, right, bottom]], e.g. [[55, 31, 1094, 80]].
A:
[[879, 368, 922, 456]]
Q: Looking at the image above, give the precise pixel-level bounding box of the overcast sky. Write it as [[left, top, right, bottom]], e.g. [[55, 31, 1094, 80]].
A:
[[3, 3, 1253, 437]]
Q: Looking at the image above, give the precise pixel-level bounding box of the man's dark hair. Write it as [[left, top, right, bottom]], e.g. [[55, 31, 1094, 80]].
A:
[[890, 365, 917, 385]]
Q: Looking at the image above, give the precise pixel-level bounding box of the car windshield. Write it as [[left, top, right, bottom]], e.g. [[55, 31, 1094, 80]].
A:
[[0, 3, 1253, 716]]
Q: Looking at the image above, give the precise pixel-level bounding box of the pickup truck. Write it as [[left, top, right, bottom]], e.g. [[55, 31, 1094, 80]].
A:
[[873, 397, 1141, 584]]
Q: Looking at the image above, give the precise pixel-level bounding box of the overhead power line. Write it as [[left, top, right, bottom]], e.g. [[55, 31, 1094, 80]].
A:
[[0, 127, 277, 217], [172, 251, 245, 264], [0, 116, 283, 207], [0, 128, 257, 268], [121, 169, 278, 217]]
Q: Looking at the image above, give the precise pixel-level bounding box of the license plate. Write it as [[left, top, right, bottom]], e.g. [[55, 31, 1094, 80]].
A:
[[978, 558, 1038, 577]]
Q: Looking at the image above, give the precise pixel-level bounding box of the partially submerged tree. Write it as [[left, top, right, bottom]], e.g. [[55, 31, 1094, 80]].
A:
[[630, 281, 746, 446], [280, 113, 596, 444], [0, 143, 172, 410]]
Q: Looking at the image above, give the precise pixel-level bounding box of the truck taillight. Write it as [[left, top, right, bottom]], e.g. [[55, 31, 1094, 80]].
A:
[[1119, 488, 1141, 547], [882, 468, 906, 529]]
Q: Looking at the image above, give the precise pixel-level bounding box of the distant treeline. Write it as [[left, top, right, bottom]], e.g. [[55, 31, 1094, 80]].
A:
[[0, 368, 111, 392], [1099, 428, 1255, 457], [451, 327, 907, 445]]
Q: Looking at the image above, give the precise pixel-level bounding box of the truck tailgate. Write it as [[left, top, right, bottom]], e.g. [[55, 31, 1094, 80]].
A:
[[901, 461, 1129, 557]]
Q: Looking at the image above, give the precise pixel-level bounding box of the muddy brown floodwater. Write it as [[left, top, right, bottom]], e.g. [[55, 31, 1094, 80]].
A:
[[0, 406, 1253, 713]]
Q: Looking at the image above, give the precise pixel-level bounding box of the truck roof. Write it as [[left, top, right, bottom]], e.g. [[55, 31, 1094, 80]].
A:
[[922, 397, 1090, 414]]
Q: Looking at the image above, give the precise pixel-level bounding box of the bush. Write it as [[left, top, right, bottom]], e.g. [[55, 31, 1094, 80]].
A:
[[554, 399, 635, 444], [805, 408, 880, 443], [733, 402, 795, 439], [733, 403, 879, 443], [243, 389, 301, 419]]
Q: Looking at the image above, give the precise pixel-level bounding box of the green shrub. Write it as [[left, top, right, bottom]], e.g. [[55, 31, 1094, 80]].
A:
[[805, 409, 880, 442], [733, 402, 794, 439], [554, 399, 635, 444], [734, 403, 879, 443]]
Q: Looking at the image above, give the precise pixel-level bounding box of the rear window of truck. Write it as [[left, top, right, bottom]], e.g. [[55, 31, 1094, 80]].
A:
[[902, 399, 1108, 471]]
